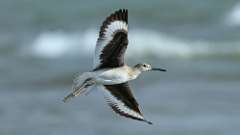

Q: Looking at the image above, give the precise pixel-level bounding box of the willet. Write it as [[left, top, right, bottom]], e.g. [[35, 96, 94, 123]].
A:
[[63, 9, 166, 125]]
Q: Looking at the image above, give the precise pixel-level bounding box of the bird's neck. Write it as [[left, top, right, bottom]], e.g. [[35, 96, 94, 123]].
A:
[[127, 66, 142, 80]]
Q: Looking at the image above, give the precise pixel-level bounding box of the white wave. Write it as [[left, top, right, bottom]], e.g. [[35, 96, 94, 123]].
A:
[[30, 30, 97, 58], [225, 3, 240, 26], [28, 29, 240, 59], [128, 30, 211, 58]]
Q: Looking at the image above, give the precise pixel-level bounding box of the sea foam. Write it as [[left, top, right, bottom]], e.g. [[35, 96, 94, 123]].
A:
[[29, 29, 240, 59], [225, 3, 240, 26]]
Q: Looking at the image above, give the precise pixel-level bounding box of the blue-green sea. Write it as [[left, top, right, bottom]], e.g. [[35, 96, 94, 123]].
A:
[[0, 0, 240, 135]]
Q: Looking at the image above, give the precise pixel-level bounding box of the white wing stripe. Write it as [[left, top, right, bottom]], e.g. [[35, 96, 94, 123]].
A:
[[93, 21, 128, 68], [106, 21, 127, 36]]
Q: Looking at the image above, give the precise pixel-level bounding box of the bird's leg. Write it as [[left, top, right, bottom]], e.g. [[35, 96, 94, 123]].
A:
[[63, 78, 95, 103]]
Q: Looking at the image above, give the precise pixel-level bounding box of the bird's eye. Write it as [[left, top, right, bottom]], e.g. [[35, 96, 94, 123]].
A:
[[143, 64, 147, 67]]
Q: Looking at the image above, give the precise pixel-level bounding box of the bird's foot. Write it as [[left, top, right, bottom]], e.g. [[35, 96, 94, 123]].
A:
[[63, 85, 86, 103], [63, 78, 95, 103]]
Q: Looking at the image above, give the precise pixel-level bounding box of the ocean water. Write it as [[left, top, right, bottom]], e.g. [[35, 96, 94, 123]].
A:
[[0, 0, 240, 135]]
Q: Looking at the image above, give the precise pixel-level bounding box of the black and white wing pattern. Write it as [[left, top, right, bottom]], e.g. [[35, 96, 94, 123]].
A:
[[93, 9, 128, 70], [98, 83, 152, 124]]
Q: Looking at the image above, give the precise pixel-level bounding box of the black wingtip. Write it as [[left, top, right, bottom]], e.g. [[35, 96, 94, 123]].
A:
[[116, 8, 128, 12], [143, 119, 153, 125], [114, 9, 128, 23], [98, 8, 128, 39], [116, 9, 128, 12]]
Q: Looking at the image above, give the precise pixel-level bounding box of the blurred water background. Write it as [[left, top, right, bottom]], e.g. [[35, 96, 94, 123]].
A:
[[0, 0, 240, 135]]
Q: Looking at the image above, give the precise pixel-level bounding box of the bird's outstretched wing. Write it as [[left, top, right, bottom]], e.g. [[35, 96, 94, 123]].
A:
[[98, 83, 152, 124], [93, 9, 128, 70]]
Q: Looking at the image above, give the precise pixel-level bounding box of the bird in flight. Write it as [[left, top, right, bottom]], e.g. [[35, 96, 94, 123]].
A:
[[63, 9, 166, 125]]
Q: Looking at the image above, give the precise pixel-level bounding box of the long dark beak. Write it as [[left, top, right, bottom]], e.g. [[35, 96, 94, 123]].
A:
[[151, 68, 167, 72]]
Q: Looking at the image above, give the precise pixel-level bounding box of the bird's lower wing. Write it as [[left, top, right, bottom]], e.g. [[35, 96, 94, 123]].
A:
[[97, 83, 152, 124]]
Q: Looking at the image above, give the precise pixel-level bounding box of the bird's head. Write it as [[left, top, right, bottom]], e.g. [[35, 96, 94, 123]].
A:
[[134, 63, 167, 72]]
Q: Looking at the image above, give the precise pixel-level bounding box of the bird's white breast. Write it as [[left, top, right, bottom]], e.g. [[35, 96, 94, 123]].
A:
[[94, 67, 132, 85]]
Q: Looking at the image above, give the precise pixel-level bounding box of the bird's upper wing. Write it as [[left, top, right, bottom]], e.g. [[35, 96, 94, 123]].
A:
[[93, 9, 128, 70], [98, 83, 152, 124]]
